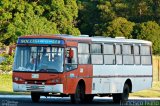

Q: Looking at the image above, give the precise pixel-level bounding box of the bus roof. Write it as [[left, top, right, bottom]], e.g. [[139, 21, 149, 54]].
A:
[[19, 34, 152, 45], [90, 37, 152, 45]]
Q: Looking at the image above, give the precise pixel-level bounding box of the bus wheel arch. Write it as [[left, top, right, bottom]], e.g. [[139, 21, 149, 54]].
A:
[[113, 79, 132, 103], [125, 79, 132, 93], [70, 79, 86, 103]]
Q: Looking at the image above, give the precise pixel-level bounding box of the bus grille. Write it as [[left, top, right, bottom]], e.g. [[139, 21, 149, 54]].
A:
[[26, 85, 45, 91], [26, 80, 46, 84]]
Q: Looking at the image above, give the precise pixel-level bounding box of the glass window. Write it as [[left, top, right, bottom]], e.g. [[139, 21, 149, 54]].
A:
[[104, 44, 114, 54], [123, 45, 131, 54], [91, 55, 103, 64], [134, 45, 140, 55], [13, 46, 64, 72], [78, 43, 90, 64], [141, 56, 151, 65], [116, 45, 122, 54], [78, 54, 90, 64], [91, 44, 102, 53], [123, 55, 134, 64], [78, 43, 89, 53], [141, 46, 151, 55], [135, 56, 140, 65], [65, 48, 78, 71], [38, 47, 64, 72], [104, 55, 115, 64], [116, 55, 123, 64]]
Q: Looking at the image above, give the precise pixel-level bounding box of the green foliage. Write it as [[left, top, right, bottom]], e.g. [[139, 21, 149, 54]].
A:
[[0, 0, 80, 44], [93, 0, 116, 36], [77, 0, 160, 54], [1, 0, 160, 54], [77, 1, 99, 35], [104, 17, 135, 38], [97, 1, 116, 23], [134, 21, 160, 54], [0, 54, 14, 73], [0, 43, 5, 48]]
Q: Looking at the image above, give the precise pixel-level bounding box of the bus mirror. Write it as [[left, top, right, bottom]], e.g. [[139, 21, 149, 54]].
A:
[[69, 49, 74, 59]]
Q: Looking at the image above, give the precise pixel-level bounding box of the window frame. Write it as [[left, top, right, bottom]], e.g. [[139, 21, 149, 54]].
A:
[[140, 45, 152, 65], [65, 47, 78, 71], [122, 44, 134, 65], [134, 44, 141, 65], [115, 44, 123, 65], [103, 43, 116, 65], [91, 43, 103, 65], [78, 43, 91, 65]]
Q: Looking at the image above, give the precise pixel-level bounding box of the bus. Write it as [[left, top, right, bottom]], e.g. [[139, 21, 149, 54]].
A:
[[12, 34, 152, 103]]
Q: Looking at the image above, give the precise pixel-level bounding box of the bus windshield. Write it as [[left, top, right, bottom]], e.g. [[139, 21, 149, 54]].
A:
[[13, 46, 64, 72]]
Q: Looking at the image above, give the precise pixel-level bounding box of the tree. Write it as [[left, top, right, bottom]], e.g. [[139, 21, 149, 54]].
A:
[[0, 0, 80, 45], [134, 21, 160, 54], [39, 0, 80, 35], [125, 0, 153, 22], [104, 17, 135, 38], [77, 0, 99, 36], [93, 0, 117, 36], [0, 53, 14, 73]]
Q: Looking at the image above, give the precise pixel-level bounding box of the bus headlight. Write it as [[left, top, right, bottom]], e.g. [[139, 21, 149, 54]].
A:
[[46, 78, 62, 84], [14, 77, 19, 81], [13, 77, 25, 83]]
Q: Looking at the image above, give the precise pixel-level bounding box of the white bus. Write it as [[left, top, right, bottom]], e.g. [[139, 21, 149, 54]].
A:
[[88, 37, 152, 103], [13, 35, 152, 103]]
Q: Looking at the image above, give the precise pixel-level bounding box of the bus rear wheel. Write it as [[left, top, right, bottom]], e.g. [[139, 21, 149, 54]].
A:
[[113, 84, 130, 103], [70, 84, 85, 104], [31, 92, 40, 103]]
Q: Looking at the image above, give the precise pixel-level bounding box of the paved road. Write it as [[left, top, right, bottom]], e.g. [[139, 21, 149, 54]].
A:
[[0, 95, 160, 106]]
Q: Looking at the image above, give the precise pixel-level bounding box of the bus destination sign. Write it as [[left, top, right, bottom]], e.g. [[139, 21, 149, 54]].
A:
[[17, 38, 65, 45]]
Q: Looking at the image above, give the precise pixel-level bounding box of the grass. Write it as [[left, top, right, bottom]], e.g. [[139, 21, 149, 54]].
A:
[[0, 74, 13, 93], [130, 82, 160, 97], [0, 56, 160, 97], [0, 74, 29, 95], [130, 56, 160, 97]]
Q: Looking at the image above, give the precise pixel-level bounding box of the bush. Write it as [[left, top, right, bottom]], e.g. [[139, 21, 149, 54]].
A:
[[0, 53, 14, 73]]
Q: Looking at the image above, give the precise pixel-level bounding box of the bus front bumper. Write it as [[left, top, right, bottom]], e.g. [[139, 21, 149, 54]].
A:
[[13, 82, 63, 93]]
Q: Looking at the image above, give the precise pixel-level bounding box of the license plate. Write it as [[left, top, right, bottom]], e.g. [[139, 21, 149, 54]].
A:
[[32, 74, 39, 78], [30, 85, 38, 89]]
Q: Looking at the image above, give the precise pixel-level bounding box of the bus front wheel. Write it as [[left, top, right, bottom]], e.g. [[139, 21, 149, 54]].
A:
[[70, 84, 85, 104], [113, 84, 130, 103], [31, 92, 40, 103]]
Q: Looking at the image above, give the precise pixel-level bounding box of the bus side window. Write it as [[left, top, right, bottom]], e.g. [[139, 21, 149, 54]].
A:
[[141, 45, 151, 65], [65, 48, 78, 71]]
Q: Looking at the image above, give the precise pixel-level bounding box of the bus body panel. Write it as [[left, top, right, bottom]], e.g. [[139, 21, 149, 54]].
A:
[[13, 72, 64, 93], [13, 65, 93, 94], [92, 65, 152, 94], [64, 65, 93, 94]]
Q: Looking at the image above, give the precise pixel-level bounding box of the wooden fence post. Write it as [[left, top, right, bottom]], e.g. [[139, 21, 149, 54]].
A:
[[158, 59, 160, 81]]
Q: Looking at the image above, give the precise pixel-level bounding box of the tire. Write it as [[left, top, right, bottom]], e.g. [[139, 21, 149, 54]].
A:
[[121, 84, 130, 102], [113, 93, 121, 103], [70, 84, 85, 104], [84, 95, 94, 103], [113, 84, 130, 103], [31, 92, 40, 103]]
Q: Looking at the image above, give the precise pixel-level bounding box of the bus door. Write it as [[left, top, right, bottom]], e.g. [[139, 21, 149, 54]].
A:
[[64, 47, 78, 93]]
